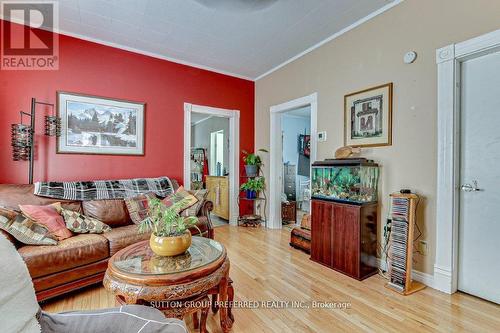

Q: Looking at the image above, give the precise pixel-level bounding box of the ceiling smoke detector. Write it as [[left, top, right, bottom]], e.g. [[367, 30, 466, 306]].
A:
[[193, 0, 278, 12]]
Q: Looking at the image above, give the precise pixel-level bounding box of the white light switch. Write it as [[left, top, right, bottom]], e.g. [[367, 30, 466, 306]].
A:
[[317, 131, 327, 142]]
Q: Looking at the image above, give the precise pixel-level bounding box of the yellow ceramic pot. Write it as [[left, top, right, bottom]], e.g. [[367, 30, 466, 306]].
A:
[[149, 231, 192, 257]]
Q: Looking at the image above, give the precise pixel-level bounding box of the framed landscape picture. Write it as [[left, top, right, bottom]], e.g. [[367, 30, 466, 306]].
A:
[[57, 92, 145, 155], [344, 83, 393, 147]]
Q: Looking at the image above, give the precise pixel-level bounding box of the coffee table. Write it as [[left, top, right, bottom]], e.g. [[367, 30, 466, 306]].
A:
[[103, 236, 233, 333]]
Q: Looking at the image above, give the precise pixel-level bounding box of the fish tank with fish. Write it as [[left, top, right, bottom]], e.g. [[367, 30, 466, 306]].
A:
[[311, 158, 379, 204]]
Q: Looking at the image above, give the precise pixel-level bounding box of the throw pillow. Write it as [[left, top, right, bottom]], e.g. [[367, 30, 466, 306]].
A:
[[0, 208, 57, 245], [124, 192, 156, 224], [19, 203, 73, 241], [161, 186, 198, 214], [181, 189, 208, 217], [61, 208, 111, 234]]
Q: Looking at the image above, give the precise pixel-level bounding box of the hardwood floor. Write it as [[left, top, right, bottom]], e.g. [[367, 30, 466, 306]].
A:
[[42, 225, 500, 333]]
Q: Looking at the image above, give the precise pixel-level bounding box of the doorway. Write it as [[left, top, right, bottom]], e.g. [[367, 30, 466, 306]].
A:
[[281, 107, 312, 228], [435, 29, 500, 299], [183, 103, 240, 226], [269, 93, 317, 229]]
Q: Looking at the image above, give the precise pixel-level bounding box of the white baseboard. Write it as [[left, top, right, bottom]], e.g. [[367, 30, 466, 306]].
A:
[[433, 264, 454, 293], [376, 258, 437, 290]]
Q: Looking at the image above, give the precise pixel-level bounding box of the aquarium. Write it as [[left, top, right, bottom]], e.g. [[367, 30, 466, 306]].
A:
[[311, 158, 379, 204]]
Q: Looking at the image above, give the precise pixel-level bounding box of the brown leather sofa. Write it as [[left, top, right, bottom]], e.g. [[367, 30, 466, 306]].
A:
[[0, 180, 214, 302]]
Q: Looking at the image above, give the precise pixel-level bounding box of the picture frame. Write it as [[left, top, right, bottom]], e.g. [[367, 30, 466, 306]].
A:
[[344, 83, 393, 147], [57, 92, 145, 155], [297, 134, 311, 157]]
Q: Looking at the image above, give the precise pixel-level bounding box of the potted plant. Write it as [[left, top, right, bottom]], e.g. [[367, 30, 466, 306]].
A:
[[240, 177, 266, 199], [138, 198, 200, 257], [242, 148, 268, 177]]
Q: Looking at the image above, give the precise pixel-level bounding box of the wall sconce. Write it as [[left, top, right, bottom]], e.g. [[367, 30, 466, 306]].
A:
[[10, 98, 60, 184]]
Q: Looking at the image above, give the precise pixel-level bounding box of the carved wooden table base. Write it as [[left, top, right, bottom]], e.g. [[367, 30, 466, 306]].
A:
[[104, 255, 233, 332]]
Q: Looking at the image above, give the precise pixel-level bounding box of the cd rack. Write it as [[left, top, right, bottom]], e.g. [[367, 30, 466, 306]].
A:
[[385, 193, 426, 295]]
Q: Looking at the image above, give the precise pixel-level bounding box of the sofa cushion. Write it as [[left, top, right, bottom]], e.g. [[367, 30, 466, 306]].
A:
[[18, 234, 109, 278], [101, 224, 150, 256], [0, 184, 82, 212], [82, 199, 131, 227]]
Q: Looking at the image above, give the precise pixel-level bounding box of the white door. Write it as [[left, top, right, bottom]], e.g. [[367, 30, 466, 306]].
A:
[[458, 50, 500, 304]]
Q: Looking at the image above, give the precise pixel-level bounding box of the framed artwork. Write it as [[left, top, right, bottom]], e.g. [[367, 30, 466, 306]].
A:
[[344, 83, 393, 147], [57, 92, 145, 155]]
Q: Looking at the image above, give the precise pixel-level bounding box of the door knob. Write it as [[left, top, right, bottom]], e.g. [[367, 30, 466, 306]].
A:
[[460, 180, 481, 192]]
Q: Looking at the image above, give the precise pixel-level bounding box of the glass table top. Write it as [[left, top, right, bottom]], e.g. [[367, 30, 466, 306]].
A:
[[112, 236, 224, 275]]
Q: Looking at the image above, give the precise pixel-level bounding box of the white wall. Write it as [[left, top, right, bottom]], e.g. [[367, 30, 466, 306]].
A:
[[191, 116, 230, 175]]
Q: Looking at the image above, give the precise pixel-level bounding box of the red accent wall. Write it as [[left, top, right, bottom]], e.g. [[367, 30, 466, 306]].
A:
[[0, 20, 254, 185]]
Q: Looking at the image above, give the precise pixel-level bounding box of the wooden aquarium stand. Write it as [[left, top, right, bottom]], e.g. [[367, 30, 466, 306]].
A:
[[310, 199, 378, 280]]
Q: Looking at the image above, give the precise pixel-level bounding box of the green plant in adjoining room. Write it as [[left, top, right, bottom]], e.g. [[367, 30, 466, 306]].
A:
[[240, 177, 266, 192], [242, 148, 268, 166], [138, 198, 200, 237], [242, 148, 268, 176], [240, 177, 266, 199]]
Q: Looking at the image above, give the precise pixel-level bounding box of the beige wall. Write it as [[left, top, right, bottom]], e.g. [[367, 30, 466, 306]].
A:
[[255, 0, 500, 274]]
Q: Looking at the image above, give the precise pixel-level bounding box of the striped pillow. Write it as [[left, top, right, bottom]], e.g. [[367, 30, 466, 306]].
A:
[[0, 208, 57, 246], [124, 192, 157, 224], [161, 186, 198, 214], [181, 189, 208, 217]]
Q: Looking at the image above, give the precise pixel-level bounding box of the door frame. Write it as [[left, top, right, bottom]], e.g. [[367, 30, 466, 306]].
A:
[[435, 29, 500, 294], [183, 103, 240, 226], [268, 93, 318, 229]]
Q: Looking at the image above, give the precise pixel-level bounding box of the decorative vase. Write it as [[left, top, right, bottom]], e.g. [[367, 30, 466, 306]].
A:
[[246, 189, 257, 199], [149, 231, 192, 257], [245, 164, 258, 177]]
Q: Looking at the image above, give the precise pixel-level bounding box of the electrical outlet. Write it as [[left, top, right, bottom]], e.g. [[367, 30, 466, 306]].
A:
[[419, 240, 428, 256]]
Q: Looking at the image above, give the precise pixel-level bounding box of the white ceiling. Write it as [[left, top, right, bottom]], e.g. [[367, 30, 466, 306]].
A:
[[2, 0, 399, 80]]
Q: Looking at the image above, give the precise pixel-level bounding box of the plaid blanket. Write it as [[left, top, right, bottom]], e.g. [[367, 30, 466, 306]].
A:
[[34, 177, 174, 201]]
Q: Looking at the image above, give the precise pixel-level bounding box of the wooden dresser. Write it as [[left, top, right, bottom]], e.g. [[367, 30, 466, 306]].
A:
[[310, 199, 378, 280], [206, 176, 229, 220]]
